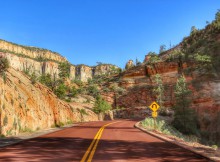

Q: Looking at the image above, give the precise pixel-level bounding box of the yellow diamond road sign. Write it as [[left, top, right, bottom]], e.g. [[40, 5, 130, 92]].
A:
[[149, 101, 160, 112], [152, 111, 158, 118]]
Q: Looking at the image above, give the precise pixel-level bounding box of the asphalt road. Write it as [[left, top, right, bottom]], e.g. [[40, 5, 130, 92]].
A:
[[0, 120, 211, 162]]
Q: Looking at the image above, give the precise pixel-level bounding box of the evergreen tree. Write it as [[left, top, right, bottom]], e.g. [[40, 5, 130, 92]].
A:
[[190, 26, 198, 35], [135, 58, 141, 66], [153, 74, 164, 111], [159, 45, 166, 54], [58, 62, 70, 79], [172, 76, 198, 135]]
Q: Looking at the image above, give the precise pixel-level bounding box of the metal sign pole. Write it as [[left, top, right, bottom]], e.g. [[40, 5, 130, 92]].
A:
[[154, 117, 156, 130]]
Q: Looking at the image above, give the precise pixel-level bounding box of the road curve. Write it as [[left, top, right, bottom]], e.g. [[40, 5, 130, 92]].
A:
[[0, 120, 210, 162]]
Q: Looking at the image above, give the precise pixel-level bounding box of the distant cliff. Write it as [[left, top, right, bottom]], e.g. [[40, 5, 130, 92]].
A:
[[0, 39, 120, 82], [0, 39, 66, 62]]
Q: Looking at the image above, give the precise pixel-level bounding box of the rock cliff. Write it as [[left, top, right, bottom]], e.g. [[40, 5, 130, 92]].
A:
[[0, 39, 67, 63], [0, 68, 98, 136], [117, 19, 220, 145], [0, 40, 120, 82]]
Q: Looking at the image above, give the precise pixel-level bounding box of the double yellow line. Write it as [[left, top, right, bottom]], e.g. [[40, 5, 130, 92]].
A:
[[80, 121, 119, 162]]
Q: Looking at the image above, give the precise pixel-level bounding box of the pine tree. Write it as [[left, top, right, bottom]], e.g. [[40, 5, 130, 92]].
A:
[[172, 76, 198, 135], [153, 74, 164, 112], [58, 62, 70, 79]]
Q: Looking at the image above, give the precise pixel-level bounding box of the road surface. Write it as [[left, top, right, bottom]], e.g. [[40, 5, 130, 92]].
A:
[[0, 120, 210, 162]]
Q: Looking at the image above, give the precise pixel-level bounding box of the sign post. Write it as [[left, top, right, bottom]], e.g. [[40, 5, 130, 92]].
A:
[[148, 101, 160, 130]]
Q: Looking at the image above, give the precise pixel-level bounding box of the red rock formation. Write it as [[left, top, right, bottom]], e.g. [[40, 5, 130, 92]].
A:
[[0, 68, 98, 136]]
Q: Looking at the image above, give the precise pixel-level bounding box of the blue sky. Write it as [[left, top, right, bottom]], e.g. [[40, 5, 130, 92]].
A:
[[0, 0, 219, 68]]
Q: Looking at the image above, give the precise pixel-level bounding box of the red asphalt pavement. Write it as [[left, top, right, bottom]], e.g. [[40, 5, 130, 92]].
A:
[[0, 120, 211, 162]]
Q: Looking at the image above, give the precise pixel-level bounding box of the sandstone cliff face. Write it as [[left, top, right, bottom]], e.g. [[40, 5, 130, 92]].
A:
[[118, 60, 220, 144], [93, 64, 119, 76], [0, 52, 60, 79], [0, 51, 120, 82], [75, 65, 93, 82], [0, 39, 121, 82], [0, 68, 98, 136], [70, 65, 76, 81], [125, 60, 135, 70], [0, 40, 67, 62], [75, 64, 120, 82]]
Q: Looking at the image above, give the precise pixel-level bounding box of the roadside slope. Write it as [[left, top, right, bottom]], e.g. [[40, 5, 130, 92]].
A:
[[0, 68, 98, 136]]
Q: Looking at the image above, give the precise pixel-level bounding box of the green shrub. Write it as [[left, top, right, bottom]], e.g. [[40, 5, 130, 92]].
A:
[[55, 122, 65, 127], [30, 72, 38, 84], [72, 78, 83, 86], [58, 62, 70, 79], [141, 118, 198, 143], [211, 145, 218, 150], [87, 84, 99, 97], [54, 84, 67, 99], [2, 72, 7, 83], [146, 52, 161, 65], [65, 98, 71, 102], [20, 127, 33, 133], [39, 74, 52, 88], [3, 116, 8, 125], [68, 86, 78, 97], [93, 95, 111, 114], [79, 109, 88, 115], [0, 57, 9, 74]]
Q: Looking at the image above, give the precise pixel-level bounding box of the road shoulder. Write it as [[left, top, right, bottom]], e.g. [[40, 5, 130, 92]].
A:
[[135, 121, 220, 162], [0, 123, 78, 148]]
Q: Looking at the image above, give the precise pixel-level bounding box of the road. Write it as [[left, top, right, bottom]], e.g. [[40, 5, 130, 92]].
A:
[[0, 120, 210, 162]]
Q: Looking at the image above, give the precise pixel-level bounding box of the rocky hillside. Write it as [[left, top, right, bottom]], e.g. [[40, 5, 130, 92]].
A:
[[0, 68, 98, 136], [0, 39, 120, 82], [114, 12, 220, 145]]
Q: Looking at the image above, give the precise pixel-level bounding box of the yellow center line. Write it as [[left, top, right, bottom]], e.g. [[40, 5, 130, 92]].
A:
[[80, 128, 103, 162], [80, 121, 120, 162]]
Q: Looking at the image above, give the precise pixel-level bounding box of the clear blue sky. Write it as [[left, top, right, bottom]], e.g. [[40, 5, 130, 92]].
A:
[[0, 0, 219, 68]]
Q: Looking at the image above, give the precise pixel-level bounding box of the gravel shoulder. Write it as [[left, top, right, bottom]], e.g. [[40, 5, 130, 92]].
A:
[[0, 123, 78, 148], [135, 121, 220, 162]]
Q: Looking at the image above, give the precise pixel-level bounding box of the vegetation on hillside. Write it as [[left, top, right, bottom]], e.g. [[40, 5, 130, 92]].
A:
[[139, 10, 220, 147], [141, 118, 198, 143], [0, 57, 9, 75], [93, 95, 111, 114], [152, 74, 165, 113], [172, 76, 198, 135]]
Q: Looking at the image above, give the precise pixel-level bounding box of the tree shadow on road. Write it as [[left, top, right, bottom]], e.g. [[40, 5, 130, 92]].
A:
[[0, 137, 209, 162]]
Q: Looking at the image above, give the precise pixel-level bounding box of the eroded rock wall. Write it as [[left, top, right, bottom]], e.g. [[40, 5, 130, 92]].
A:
[[0, 68, 98, 136], [0, 40, 67, 62]]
